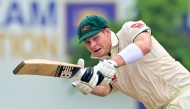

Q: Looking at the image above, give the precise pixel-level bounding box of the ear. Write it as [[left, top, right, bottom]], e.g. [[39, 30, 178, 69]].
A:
[[104, 28, 111, 36]]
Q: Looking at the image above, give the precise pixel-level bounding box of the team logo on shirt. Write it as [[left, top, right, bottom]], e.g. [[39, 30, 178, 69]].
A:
[[112, 74, 117, 82], [131, 23, 144, 28]]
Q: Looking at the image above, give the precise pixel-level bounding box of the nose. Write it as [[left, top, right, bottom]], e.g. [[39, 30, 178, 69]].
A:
[[90, 41, 97, 48]]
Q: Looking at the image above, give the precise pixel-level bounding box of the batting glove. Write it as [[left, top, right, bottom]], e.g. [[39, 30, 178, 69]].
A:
[[95, 59, 117, 86], [72, 59, 117, 94], [72, 59, 99, 94]]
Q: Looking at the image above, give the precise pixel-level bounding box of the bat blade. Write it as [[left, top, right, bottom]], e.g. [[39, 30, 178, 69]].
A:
[[13, 59, 81, 78]]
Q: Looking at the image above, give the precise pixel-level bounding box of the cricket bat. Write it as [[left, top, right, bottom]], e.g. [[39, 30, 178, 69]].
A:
[[13, 59, 81, 78]]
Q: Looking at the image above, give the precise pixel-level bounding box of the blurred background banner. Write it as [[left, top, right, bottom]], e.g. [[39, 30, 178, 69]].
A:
[[0, 0, 67, 62]]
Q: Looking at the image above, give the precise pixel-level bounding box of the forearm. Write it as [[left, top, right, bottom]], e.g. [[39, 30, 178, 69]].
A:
[[91, 85, 111, 97], [111, 55, 125, 67]]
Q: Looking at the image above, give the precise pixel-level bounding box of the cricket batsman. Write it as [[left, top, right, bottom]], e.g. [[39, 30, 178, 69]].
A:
[[72, 15, 190, 109]]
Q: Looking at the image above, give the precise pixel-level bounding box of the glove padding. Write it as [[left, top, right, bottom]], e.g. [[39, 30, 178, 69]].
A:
[[72, 59, 117, 94], [72, 59, 98, 94], [95, 59, 117, 86]]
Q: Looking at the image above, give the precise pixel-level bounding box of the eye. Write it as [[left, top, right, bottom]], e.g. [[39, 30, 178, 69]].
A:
[[94, 36, 99, 41], [84, 41, 90, 45]]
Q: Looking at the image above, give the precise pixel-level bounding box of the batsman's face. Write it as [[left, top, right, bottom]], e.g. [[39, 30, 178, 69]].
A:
[[83, 28, 111, 57]]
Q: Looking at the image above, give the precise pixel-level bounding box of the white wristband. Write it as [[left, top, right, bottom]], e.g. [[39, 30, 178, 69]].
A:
[[118, 43, 144, 64]]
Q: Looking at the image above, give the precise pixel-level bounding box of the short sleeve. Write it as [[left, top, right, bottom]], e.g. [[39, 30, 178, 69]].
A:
[[117, 20, 151, 43]]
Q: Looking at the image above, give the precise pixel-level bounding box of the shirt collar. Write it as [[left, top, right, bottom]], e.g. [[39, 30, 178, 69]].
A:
[[111, 31, 119, 47]]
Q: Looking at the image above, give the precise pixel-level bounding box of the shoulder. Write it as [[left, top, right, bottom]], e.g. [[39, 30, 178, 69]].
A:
[[121, 20, 147, 29], [116, 20, 151, 43]]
